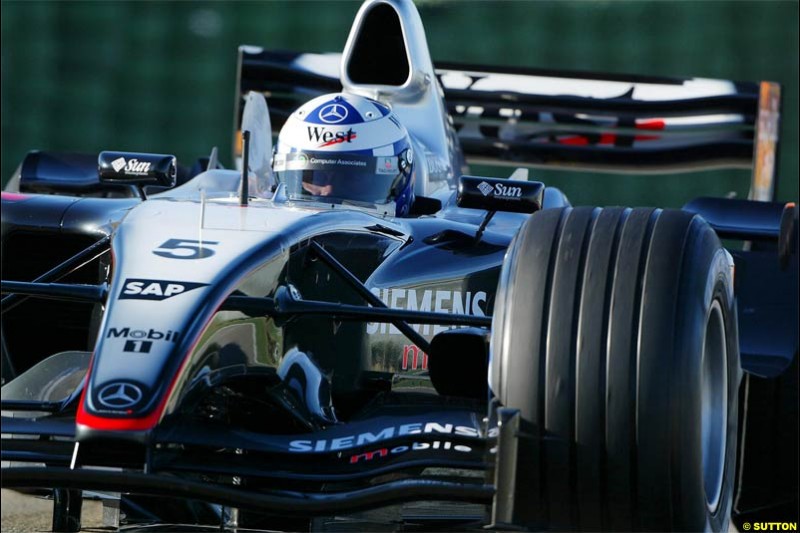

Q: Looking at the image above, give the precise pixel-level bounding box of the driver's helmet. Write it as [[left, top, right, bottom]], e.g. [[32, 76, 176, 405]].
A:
[[272, 93, 415, 217]]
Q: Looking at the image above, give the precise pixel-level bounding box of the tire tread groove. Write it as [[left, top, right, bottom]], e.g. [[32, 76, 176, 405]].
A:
[[600, 207, 630, 532], [630, 208, 661, 531], [570, 207, 601, 529], [540, 207, 572, 526]]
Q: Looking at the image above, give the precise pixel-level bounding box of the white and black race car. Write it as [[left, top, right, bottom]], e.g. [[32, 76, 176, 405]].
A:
[[1, 0, 797, 531]]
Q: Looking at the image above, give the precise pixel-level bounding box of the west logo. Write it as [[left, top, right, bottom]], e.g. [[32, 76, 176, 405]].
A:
[[307, 127, 356, 147], [119, 279, 207, 301]]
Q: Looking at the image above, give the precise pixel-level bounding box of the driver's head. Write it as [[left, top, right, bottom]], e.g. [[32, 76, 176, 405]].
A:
[[272, 93, 415, 217]]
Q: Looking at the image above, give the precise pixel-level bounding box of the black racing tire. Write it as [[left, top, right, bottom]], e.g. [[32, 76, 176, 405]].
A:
[[490, 206, 741, 531]]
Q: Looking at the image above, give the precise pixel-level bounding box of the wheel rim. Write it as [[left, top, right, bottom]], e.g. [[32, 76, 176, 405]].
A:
[[701, 299, 728, 514]]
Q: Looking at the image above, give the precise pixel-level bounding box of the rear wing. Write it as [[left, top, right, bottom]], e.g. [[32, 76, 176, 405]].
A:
[[234, 48, 781, 201]]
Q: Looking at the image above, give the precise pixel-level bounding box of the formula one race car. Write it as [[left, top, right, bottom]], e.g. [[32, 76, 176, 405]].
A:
[[1, 0, 797, 531]]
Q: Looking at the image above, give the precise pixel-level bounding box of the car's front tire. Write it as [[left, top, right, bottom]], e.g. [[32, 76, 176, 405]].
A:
[[490, 206, 741, 531]]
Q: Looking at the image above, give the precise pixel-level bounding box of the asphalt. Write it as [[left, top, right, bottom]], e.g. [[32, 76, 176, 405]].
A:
[[1, 489, 104, 533], [1, 488, 742, 532]]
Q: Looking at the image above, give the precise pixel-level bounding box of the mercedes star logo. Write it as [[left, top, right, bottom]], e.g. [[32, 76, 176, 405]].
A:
[[319, 103, 348, 124], [97, 382, 143, 409]]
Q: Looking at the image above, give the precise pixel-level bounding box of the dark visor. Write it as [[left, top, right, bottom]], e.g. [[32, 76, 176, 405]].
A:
[[274, 152, 407, 206]]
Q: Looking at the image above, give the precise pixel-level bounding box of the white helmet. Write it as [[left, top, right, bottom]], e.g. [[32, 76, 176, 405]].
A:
[[272, 93, 415, 216]]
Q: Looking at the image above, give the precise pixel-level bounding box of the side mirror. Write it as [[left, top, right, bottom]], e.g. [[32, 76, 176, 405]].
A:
[[457, 176, 544, 214], [98, 151, 177, 189], [428, 327, 489, 400], [409, 195, 442, 216]]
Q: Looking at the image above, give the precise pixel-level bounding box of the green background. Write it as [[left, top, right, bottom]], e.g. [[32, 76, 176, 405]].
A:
[[2, 1, 797, 207]]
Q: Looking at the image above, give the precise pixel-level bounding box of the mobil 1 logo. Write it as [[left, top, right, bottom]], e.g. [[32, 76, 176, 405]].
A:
[[124, 340, 152, 353], [119, 279, 208, 301], [106, 326, 182, 354]]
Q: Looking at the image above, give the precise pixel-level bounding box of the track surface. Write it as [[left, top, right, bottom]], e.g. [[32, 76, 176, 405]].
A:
[[1, 490, 103, 533], [2, 488, 742, 532]]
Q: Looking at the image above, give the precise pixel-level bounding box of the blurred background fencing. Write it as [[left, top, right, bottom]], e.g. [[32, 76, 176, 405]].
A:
[[1, 0, 797, 207]]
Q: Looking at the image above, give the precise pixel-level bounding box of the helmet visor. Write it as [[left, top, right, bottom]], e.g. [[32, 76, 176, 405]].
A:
[[273, 151, 410, 207]]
